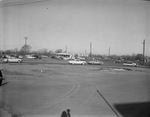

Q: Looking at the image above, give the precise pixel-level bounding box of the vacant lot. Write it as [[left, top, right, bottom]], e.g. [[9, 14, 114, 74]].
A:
[[0, 60, 150, 117]]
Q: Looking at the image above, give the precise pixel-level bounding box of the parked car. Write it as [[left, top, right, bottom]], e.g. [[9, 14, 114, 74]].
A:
[[41, 55, 48, 58], [114, 60, 122, 63], [88, 60, 103, 65], [3, 57, 22, 63], [123, 61, 137, 67], [63, 57, 71, 60], [68, 59, 86, 65], [51, 55, 63, 60], [18, 55, 23, 59], [32, 55, 42, 59], [26, 55, 36, 59], [77, 57, 86, 60]]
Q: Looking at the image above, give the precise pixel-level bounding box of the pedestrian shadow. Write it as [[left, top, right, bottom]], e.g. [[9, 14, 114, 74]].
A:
[[60, 109, 71, 117], [0, 99, 23, 117], [114, 101, 150, 117], [0, 82, 9, 87]]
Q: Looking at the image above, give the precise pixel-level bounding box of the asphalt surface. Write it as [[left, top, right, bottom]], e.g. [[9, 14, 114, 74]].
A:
[[0, 61, 150, 117]]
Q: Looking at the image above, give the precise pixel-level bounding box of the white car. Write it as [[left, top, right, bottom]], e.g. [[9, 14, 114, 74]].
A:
[[18, 55, 23, 59], [68, 59, 86, 65], [63, 57, 71, 60], [3, 57, 22, 63], [26, 55, 36, 59], [123, 61, 137, 67]]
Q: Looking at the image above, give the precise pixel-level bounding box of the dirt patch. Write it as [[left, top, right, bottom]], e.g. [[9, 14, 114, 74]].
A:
[[31, 69, 62, 76], [92, 67, 132, 72], [2, 69, 31, 76], [0, 100, 22, 117]]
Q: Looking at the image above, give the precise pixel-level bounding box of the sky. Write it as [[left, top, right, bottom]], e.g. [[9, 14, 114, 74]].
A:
[[0, 0, 150, 56]]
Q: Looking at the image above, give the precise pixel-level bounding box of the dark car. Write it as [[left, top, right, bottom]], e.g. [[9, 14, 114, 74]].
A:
[[88, 60, 103, 65], [32, 55, 42, 59]]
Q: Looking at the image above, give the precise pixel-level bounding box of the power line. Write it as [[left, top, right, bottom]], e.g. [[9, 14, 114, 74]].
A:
[[96, 90, 120, 117], [89, 81, 120, 117], [0, 0, 50, 7]]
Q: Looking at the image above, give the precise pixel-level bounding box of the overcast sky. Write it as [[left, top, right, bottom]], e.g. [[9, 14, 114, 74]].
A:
[[0, 0, 150, 55]]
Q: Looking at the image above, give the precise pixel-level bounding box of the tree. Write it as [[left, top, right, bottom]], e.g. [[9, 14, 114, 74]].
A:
[[20, 44, 32, 54], [135, 54, 143, 61], [55, 49, 63, 53], [38, 48, 48, 54], [13, 48, 19, 55], [5, 50, 13, 55], [36, 48, 53, 56], [74, 54, 78, 59]]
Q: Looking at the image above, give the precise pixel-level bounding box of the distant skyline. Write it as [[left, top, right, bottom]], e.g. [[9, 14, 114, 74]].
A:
[[0, 0, 150, 56]]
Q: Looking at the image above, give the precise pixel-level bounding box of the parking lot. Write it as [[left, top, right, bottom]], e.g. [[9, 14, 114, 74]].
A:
[[0, 58, 150, 117]]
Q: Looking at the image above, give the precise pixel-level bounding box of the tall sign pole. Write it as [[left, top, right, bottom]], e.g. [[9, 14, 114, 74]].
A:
[[143, 40, 145, 64], [0, 35, 1, 50], [90, 42, 92, 57], [25, 37, 28, 55], [65, 45, 67, 53], [108, 46, 110, 57]]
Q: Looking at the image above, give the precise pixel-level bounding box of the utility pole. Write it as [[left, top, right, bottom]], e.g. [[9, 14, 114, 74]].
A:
[[0, 35, 1, 57], [108, 46, 110, 57], [65, 45, 67, 53], [25, 37, 28, 55], [85, 49, 87, 56], [143, 40, 145, 64], [90, 42, 92, 58], [0, 35, 2, 50]]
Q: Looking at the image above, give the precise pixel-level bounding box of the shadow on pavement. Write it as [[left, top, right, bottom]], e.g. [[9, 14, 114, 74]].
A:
[[1, 82, 9, 87], [114, 101, 150, 117]]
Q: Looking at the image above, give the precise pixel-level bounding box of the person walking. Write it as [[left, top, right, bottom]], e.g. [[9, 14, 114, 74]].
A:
[[0, 70, 4, 86], [67, 109, 71, 117]]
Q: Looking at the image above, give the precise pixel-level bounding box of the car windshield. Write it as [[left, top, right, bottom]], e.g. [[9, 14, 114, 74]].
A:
[[0, 0, 150, 117]]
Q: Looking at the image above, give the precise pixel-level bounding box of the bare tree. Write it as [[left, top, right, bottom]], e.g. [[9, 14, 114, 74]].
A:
[[55, 49, 63, 53], [38, 48, 48, 54], [20, 44, 32, 54]]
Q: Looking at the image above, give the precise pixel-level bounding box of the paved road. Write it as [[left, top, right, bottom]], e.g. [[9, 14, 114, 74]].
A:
[[0, 64, 150, 117]]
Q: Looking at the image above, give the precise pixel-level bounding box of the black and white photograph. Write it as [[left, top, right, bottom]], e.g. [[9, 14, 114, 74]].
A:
[[0, 0, 150, 117]]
